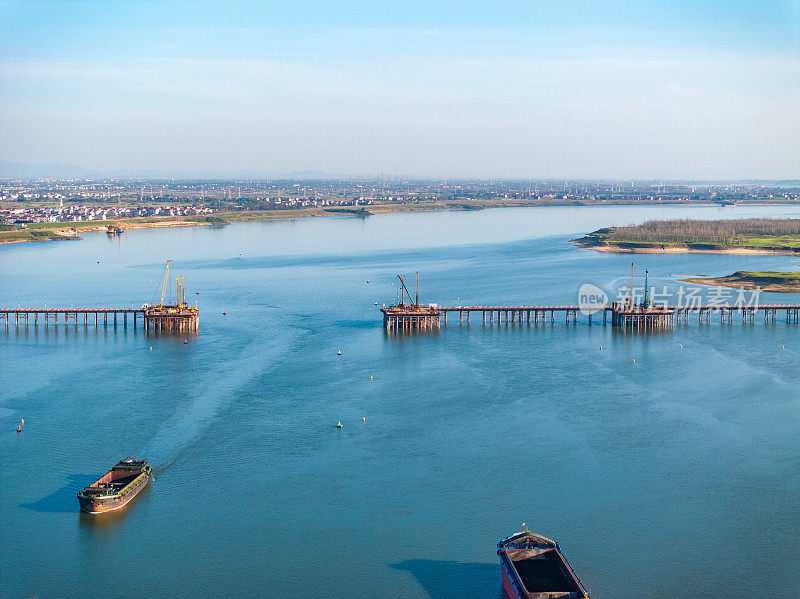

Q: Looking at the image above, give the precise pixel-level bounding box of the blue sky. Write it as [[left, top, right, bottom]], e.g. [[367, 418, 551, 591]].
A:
[[1, 0, 798, 178]]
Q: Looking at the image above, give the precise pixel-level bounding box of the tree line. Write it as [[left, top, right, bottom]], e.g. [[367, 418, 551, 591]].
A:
[[608, 218, 800, 243]]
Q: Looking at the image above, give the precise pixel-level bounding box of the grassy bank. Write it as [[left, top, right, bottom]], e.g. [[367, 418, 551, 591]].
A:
[[682, 271, 800, 293], [573, 218, 800, 254], [0, 215, 226, 245]]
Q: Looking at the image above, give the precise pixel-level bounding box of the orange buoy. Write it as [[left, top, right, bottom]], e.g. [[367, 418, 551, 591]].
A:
[[370, 376, 373, 381]]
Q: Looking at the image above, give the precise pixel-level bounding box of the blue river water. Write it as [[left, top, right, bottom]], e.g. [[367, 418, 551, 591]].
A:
[[1, 205, 798, 598]]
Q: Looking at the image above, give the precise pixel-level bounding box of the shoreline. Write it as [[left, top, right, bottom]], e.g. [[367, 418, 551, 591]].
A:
[[574, 243, 800, 256], [680, 271, 800, 293], [0, 219, 212, 245], [4, 200, 800, 247]]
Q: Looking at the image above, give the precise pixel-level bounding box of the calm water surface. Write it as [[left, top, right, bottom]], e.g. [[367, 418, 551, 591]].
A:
[[1, 205, 799, 598]]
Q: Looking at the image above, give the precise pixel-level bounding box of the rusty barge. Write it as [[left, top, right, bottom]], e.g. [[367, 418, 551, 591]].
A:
[[77, 458, 151, 514], [498, 530, 590, 599]]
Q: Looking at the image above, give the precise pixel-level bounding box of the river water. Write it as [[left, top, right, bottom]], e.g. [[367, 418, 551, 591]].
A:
[[1, 205, 798, 598]]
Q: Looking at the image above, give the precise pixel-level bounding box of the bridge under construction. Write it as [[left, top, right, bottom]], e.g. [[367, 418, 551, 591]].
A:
[[381, 269, 800, 331], [1, 260, 198, 333]]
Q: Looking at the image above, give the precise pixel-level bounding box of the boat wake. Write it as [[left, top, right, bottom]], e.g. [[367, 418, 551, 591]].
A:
[[142, 331, 301, 469]]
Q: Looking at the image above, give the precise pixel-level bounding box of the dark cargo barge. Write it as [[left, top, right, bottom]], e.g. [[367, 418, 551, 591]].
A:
[[77, 458, 151, 514], [498, 530, 590, 599]]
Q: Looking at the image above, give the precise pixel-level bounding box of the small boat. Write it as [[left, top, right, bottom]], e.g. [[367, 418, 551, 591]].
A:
[[498, 530, 590, 598], [77, 457, 151, 514]]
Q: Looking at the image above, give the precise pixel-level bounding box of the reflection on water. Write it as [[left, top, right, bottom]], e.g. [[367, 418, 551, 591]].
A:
[[78, 483, 152, 534]]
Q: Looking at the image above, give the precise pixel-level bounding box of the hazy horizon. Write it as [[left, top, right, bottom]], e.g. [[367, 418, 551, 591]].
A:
[[1, 1, 799, 180]]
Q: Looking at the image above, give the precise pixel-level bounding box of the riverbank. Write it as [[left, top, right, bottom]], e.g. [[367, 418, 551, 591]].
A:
[[0, 217, 221, 245], [0, 200, 526, 245], [572, 218, 800, 255], [681, 271, 800, 293], [574, 242, 799, 256]]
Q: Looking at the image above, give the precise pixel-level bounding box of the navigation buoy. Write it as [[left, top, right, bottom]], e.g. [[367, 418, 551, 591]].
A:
[[183, 339, 188, 344], [17, 425, 21, 433], [337, 350, 342, 356], [196, 291, 199, 295], [336, 421, 342, 429], [97, 261, 100, 264], [223, 311, 227, 316], [374, 302, 378, 305]]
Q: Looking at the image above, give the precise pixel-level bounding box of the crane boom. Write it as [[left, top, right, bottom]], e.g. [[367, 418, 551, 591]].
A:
[[626, 262, 634, 310], [397, 275, 416, 306], [159, 260, 172, 308]]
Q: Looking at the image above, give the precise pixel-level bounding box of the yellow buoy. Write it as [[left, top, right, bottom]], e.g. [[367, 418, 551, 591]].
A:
[[370, 376, 373, 381], [362, 417, 366, 422], [600, 347, 602, 350], [20, 418, 24, 426], [149, 346, 152, 351], [633, 358, 636, 363]]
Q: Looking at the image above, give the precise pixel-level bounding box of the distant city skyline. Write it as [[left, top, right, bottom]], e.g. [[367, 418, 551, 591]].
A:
[[1, 0, 798, 179]]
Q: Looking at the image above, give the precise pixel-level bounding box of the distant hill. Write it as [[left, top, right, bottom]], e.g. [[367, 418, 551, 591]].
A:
[[0, 161, 350, 181]]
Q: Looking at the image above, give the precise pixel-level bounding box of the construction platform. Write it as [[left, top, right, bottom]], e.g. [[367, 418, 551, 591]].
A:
[[142, 305, 199, 332], [381, 272, 442, 330], [1, 260, 199, 334], [381, 304, 441, 330], [609, 302, 675, 329]]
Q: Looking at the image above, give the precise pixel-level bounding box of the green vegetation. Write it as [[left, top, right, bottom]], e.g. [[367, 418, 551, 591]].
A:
[[188, 215, 229, 224], [574, 218, 800, 253], [322, 207, 372, 216], [0, 228, 77, 243], [682, 271, 800, 293]]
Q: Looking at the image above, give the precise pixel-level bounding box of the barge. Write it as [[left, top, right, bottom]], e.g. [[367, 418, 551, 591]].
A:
[[498, 530, 590, 599], [77, 458, 151, 514]]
